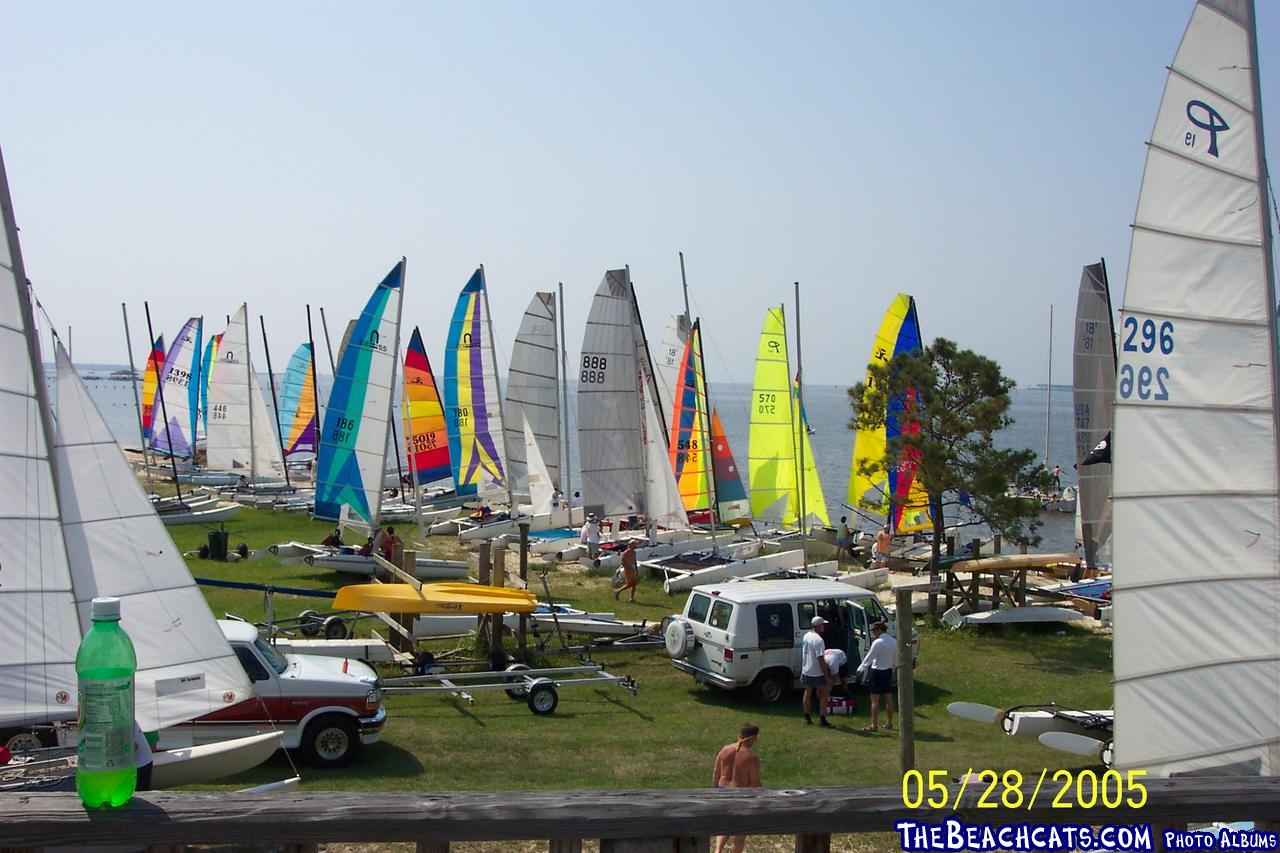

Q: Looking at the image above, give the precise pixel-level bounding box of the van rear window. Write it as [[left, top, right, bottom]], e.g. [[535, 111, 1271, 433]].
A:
[[708, 600, 733, 630], [688, 593, 712, 623]]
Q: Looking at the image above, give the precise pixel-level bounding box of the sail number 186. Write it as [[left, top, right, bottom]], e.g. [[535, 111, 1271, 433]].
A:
[[1118, 317, 1173, 402]]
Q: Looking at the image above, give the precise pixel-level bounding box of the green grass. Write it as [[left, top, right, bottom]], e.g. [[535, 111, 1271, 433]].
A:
[[178, 509, 1113, 799]]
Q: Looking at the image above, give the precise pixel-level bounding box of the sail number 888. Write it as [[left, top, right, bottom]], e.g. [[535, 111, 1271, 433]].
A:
[[581, 356, 608, 384]]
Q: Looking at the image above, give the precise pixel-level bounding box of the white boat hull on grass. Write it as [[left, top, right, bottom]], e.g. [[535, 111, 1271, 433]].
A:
[[658, 546, 834, 595], [1005, 709, 1114, 739], [582, 532, 728, 573], [303, 550, 470, 580], [947, 605, 1085, 628], [151, 731, 284, 789], [158, 501, 241, 526], [456, 506, 584, 542]]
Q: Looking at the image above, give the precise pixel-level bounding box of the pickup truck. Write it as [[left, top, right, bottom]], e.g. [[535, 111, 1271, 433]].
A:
[[158, 620, 386, 767]]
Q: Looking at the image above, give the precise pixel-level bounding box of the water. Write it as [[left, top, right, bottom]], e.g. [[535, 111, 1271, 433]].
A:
[[83, 376, 1080, 551]]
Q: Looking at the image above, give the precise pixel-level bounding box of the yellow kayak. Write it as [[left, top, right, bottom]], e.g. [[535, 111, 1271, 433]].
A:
[[333, 582, 537, 615]]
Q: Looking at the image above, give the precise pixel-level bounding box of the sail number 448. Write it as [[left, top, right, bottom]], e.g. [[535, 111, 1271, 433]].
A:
[[1118, 317, 1173, 402]]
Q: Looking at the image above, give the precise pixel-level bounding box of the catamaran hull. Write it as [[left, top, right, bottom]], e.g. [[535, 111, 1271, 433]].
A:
[[659, 547, 832, 595], [1004, 709, 1113, 739], [304, 552, 470, 579], [151, 731, 282, 789], [457, 507, 584, 542], [581, 533, 722, 573], [158, 502, 241, 526]]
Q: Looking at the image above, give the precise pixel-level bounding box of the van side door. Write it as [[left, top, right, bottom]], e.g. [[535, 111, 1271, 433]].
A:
[[845, 600, 870, 670], [754, 602, 795, 674]]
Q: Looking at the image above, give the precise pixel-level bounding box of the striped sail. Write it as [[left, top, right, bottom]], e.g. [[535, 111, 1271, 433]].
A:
[[653, 313, 690, 432], [205, 305, 284, 480], [1072, 262, 1116, 568], [315, 261, 405, 526], [151, 317, 202, 458], [53, 345, 252, 730], [710, 408, 751, 523], [402, 327, 451, 484], [199, 332, 221, 431], [444, 269, 508, 500], [279, 343, 318, 457], [0, 146, 80, 728], [1113, 0, 1279, 776], [848, 294, 930, 533], [634, 293, 687, 527], [669, 321, 711, 511], [140, 334, 164, 441], [504, 292, 560, 494]]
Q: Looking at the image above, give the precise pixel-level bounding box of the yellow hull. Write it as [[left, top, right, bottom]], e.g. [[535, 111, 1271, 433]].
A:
[[333, 582, 537, 615]]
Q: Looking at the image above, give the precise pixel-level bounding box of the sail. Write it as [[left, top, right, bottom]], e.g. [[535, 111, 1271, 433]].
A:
[[1072, 262, 1116, 567], [710, 408, 751, 523], [205, 305, 284, 480], [278, 343, 318, 457], [669, 321, 711, 511], [653, 313, 691, 432], [749, 307, 798, 525], [402, 327, 451, 484], [140, 334, 164, 441], [522, 413, 555, 517], [0, 147, 80, 728], [315, 261, 405, 526], [151, 317, 202, 458], [443, 269, 508, 500], [200, 332, 221, 431], [792, 377, 831, 528], [848, 294, 930, 533], [635, 302, 688, 528], [504, 292, 561, 493], [52, 346, 252, 731], [1113, 0, 1279, 776]]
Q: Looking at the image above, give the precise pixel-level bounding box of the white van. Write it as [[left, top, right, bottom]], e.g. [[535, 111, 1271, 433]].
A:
[[664, 579, 919, 704]]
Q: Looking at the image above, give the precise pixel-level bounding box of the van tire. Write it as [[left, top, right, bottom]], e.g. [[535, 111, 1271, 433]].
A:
[[751, 671, 789, 705], [302, 714, 358, 768]]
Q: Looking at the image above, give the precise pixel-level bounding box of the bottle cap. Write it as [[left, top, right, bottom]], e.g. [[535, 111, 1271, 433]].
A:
[[91, 597, 121, 621]]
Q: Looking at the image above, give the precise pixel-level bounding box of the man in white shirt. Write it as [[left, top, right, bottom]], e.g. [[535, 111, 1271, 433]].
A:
[[800, 617, 834, 728], [580, 514, 602, 558], [822, 647, 850, 696], [856, 621, 897, 732]]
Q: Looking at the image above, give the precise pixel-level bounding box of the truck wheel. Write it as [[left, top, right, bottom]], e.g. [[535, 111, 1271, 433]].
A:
[[504, 663, 531, 700], [302, 715, 358, 768], [322, 616, 349, 640], [751, 671, 788, 705], [526, 681, 559, 715]]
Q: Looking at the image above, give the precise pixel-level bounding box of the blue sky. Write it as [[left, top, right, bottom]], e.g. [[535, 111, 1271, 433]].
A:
[[3, 1, 1277, 386]]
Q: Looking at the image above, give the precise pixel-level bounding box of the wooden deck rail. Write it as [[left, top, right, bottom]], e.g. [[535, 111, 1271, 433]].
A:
[[1, 778, 1279, 851]]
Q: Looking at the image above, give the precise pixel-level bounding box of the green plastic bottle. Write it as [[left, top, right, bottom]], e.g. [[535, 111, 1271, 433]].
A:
[[75, 597, 138, 807]]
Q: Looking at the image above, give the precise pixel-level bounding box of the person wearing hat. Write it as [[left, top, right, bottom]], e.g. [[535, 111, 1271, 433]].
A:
[[580, 513, 602, 559], [856, 621, 898, 732], [801, 616, 834, 728]]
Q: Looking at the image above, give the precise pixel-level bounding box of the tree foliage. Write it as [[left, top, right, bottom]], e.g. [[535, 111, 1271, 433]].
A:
[[848, 337, 1049, 560]]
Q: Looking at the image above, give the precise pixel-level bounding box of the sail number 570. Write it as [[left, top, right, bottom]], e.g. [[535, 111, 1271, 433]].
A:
[[1118, 317, 1174, 402]]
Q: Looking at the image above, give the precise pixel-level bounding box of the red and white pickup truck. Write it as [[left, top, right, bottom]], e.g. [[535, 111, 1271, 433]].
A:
[[158, 620, 386, 767]]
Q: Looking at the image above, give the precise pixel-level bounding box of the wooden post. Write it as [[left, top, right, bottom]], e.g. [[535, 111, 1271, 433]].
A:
[[600, 840, 707, 852], [519, 522, 530, 662], [1017, 568, 1027, 606], [992, 534, 1001, 555], [1019, 540, 1028, 555], [991, 570, 1001, 612], [478, 540, 492, 647], [493, 540, 507, 588], [895, 587, 915, 774], [944, 537, 955, 610], [393, 550, 418, 653], [416, 842, 450, 853], [548, 841, 584, 853], [796, 835, 832, 853]]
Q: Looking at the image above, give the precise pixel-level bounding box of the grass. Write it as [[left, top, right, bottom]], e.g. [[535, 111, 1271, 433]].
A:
[[171, 508, 1113, 848]]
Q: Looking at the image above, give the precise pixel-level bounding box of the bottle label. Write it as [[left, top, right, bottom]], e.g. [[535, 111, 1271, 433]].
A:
[[77, 676, 134, 772]]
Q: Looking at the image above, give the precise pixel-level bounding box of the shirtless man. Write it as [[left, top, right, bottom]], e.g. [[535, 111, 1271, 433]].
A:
[[712, 722, 761, 853], [873, 526, 893, 568], [614, 540, 640, 601]]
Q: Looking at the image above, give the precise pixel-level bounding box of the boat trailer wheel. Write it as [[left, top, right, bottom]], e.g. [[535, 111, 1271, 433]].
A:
[[526, 679, 559, 715], [504, 663, 531, 699], [298, 610, 323, 637], [322, 616, 350, 640]]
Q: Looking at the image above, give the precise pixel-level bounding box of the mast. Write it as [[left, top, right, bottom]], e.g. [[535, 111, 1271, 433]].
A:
[[479, 264, 517, 512], [679, 252, 718, 549], [628, 268, 653, 519], [557, 282, 572, 512], [306, 304, 321, 474], [242, 303, 257, 482], [259, 315, 292, 490], [793, 283, 808, 574], [144, 302, 185, 504], [319, 306, 337, 375], [121, 303, 154, 492], [1045, 304, 1053, 470], [192, 315, 205, 447]]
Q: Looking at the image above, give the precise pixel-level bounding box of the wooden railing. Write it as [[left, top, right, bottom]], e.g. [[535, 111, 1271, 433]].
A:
[[1, 778, 1279, 852]]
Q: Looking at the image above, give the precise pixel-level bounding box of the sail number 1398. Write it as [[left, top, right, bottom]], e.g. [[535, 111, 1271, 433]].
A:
[[1118, 317, 1174, 402]]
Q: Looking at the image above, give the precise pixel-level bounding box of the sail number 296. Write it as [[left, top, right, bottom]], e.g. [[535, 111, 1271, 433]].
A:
[[1118, 317, 1173, 402], [581, 356, 608, 384]]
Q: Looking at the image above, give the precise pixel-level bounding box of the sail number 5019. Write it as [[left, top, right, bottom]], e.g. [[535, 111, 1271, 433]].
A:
[[1118, 317, 1174, 402]]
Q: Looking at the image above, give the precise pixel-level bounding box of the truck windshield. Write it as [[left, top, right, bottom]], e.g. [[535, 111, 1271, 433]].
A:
[[254, 636, 290, 675]]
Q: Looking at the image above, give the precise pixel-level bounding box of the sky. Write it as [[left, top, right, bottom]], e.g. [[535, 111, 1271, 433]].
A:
[[3, 1, 1278, 387]]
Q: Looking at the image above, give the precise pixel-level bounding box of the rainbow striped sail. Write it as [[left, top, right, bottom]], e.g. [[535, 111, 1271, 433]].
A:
[[200, 332, 221, 431], [403, 327, 451, 484], [444, 269, 507, 499], [848, 294, 931, 533], [314, 261, 405, 526], [151, 318, 202, 458], [668, 320, 711, 512], [710, 408, 750, 523], [278, 343, 318, 457], [140, 334, 164, 440]]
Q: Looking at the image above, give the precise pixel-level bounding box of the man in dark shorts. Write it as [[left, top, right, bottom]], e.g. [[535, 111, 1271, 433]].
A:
[[800, 616, 834, 728], [856, 621, 897, 732]]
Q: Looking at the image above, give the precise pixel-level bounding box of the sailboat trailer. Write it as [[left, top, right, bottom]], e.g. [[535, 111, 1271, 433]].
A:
[[379, 663, 637, 715]]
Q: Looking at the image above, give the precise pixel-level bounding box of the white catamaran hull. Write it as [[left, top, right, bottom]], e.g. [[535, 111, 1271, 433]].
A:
[[303, 551, 470, 580], [151, 731, 284, 789], [658, 547, 832, 595]]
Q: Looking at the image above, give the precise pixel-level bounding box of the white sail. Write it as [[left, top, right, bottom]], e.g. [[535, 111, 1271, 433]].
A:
[[206, 305, 284, 480], [1072, 262, 1115, 568], [52, 346, 253, 731], [578, 270, 647, 518], [504, 292, 561, 494], [1113, 0, 1279, 776], [0, 147, 80, 728], [150, 317, 201, 458], [653, 313, 690, 433], [522, 413, 554, 517]]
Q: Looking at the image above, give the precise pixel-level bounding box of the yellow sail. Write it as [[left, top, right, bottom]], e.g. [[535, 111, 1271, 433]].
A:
[[793, 378, 830, 528], [669, 322, 711, 511]]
